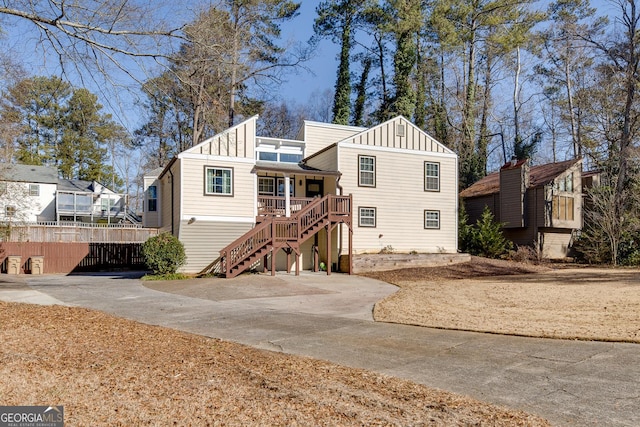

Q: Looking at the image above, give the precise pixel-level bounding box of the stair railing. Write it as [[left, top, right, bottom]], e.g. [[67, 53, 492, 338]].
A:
[[217, 194, 351, 277]]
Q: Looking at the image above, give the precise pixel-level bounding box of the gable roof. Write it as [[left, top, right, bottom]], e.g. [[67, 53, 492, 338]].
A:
[[337, 116, 455, 155], [0, 164, 59, 184], [184, 115, 258, 155], [304, 116, 454, 162], [460, 158, 581, 198]]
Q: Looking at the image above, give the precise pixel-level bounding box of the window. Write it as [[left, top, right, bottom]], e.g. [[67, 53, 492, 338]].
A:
[[559, 173, 574, 192], [101, 198, 116, 212], [359, 155, 376, 187], [258, 177, 275, 195], [205, 167, 233, 196], [277, 178, 295, 197], [147, 185, 157, 212], [5, 206, 16, 217], [280, 153, 303, 163], [424, 210, 440, 229], [552, 195, 574, 221], [258, 152, 278, 161], [358, 207, 376, 227], [29, 184, 39, 196], [0, 182, 6, 195], [425, 162, 440, 191]]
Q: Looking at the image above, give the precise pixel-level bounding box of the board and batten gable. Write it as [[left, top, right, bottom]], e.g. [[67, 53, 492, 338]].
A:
[[301, 121, 365, 157], [336, 117, 458, 254], [170, 116, 259, 272], [185, 116, 257, 159]]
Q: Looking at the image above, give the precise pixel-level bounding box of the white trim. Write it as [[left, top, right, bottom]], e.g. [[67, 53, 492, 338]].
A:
[[338, 142, 457, 159], [455, 157, 459, 252], [182, 215, 255, 223], [179, 152, 256, 164], [179, 159, 184, 233]]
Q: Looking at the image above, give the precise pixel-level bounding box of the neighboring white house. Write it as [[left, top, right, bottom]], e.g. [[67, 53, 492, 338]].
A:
[[0, 164, 135, 224], [0, 164, 58, 223], [144, 115, 459, 275]]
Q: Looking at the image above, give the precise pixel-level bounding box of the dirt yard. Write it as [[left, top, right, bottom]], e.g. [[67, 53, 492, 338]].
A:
[[367, 257, 640, 343], [0, 301, 548, 426]]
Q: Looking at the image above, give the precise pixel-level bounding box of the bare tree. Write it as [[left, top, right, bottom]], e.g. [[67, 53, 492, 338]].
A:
[[0, 1, 185, 76]]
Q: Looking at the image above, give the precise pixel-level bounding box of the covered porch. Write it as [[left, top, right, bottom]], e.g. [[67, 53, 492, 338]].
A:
[[254, 161, 342, 218], [250, 162, 352, 275]]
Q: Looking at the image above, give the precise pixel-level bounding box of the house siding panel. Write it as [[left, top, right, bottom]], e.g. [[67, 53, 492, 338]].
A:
[[500, 165, 527, 228], [187, 118, 256, 159], [143, 176, 160, 228], [159, 161, 181, 235], [305, 145, 338, 171], [344, 117, 450, 154], [180, 158, 255, 218], [304, 122, 363, 157], [338, 144, 457, 254], [178, 220, 253, 273]]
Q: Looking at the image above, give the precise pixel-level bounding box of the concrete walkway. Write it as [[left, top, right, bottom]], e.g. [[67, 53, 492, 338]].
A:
[[1, 272, 638, 427]]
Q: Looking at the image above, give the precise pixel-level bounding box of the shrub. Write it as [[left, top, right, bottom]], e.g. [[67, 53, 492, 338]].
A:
[[460, 206, 513, 259], [142, 233, 186, 275]]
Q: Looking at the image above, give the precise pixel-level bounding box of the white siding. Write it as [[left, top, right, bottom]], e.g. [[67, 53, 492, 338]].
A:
[[179, 156, 256, 218], [0, 182, 56, 222], [303, 121, 364, 157], [338, 145, 458, 254], [178, 220, 254, 273], [305, 145, 338, 171]]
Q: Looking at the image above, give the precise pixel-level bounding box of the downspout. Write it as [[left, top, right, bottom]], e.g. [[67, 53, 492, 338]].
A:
[[336, 175, 343, 258]]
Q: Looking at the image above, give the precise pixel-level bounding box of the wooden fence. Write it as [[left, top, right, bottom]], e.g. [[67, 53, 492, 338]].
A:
[[0, 223, 158, 243], [0, 242, 147, 274]]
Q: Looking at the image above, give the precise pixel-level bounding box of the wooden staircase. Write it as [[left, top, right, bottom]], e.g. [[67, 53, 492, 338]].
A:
[[199, 194, 352, 278]]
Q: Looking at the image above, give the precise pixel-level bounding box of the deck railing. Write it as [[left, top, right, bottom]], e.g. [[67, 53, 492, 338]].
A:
[[0, 222, 157, 243], [257, 196, 315, 216], [219, 194, 352, 277]]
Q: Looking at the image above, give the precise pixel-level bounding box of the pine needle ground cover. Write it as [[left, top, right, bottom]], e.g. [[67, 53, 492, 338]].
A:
[[0, 301, 548, 426]]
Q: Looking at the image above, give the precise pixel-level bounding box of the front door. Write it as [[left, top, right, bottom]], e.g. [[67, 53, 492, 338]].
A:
[[305, 179, 324, 198]]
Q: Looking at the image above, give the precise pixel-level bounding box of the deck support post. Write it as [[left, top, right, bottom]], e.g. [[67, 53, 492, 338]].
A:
[[326, 223, 331, 276], [348, 223, 353, 275]]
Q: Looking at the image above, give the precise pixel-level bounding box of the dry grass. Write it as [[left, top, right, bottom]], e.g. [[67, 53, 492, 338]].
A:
[[0, 301, 550, 426], [367, 257, 640, 343]]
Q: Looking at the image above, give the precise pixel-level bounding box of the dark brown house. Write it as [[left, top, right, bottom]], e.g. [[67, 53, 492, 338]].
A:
[[460, 158, 583, 258]]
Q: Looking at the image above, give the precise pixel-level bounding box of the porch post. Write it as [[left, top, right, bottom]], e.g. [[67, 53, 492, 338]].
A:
[[284, 173, 291, 217], [326, 224, 331, 276]]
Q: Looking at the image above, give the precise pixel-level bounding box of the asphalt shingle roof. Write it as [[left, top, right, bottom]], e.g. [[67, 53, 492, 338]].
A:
[[460, 159, 581, 199], [0, 164, 59, 184]]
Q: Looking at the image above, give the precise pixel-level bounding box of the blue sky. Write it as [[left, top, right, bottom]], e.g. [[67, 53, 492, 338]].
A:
[[0, 1, 338, 132], [0, 0, 621, 133]]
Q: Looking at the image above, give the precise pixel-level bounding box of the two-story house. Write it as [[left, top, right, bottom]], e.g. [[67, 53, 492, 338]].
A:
[[459, 158, 583, 258], [143, 115, 459, 276], [0, 164, 133, 225]]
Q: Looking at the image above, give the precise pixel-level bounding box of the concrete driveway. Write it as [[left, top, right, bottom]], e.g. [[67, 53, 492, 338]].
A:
[[1, 271, 639, 427]]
